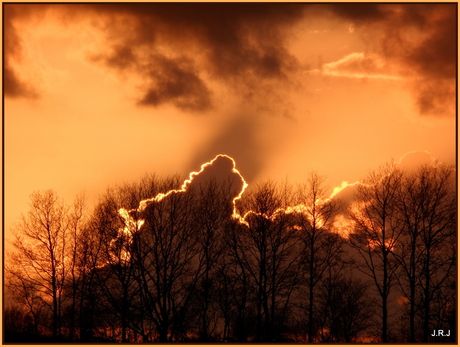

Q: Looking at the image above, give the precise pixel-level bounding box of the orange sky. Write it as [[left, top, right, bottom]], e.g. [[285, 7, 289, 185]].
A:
[[4, 3, 456, 242]]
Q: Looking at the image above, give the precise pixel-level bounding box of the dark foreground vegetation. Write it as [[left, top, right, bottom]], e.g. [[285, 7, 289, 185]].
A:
[[5, 159, 456, 343]]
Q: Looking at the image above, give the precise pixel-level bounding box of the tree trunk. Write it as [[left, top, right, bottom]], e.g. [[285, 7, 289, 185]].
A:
[[52, 274, 58, 338], [308, 240, 314, 343], [382, 250, 388, 343], [201, 277, 209, 341], [422, 250, 431, 342], [409, 242, 416, 342]]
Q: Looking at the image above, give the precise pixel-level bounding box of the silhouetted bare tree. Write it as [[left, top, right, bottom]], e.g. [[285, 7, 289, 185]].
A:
[[393, 164, 456, 342], [130, 176, 204, 342], [5, 158, 455, 343], [8, 190, 71, 338], [84, 175, 168, 342], [219, 219, 257, 341], [188, 179, 235, 341], [317, 275, 373, 342], [232, 181, 303, 341], [295, 173, 342, 342], [62, 193, 87, 341], [348, 163, 404, 342], [4, 276, 44, 337]]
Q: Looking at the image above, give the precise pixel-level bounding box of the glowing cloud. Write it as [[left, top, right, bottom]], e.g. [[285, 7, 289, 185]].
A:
[[112, 149, 454, 261], [123, 154, 247, 214], [330, 180, 361, 199], [116, 155, 249, 248], [118, 154, 347, 237], [321, 52, 402, 80], [396, 150, 434, 170]]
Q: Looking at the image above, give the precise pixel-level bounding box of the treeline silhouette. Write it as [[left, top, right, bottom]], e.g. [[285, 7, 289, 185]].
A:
[[5, 160, 456, 343]]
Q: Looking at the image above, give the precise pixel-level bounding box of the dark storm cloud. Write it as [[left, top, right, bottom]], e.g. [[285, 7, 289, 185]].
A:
[[4, 3, 304, 107], [101, 45, 137, 71], [325, 3, 388, 23], [94, 46, 212, 111], [138, 55, 212, 112], [3, 62, 36, 98], [3, 5, 38, 98], [404, 6, 456, 116], [85, 3, 305, 111], [94, 3, 303, 76], [6, 3, 454, 117], [326, 3, 456, 117]]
